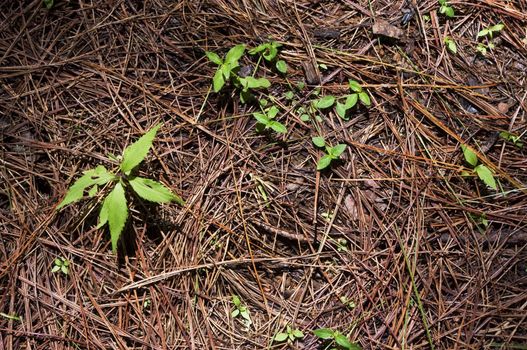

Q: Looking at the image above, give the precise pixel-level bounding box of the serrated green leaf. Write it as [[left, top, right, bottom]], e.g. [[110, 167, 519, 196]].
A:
[[274, 332, 288, 342], [313, 328, 334, 339], [205, 51, 223, 65], [225, 44, 245, 65], [212, 68, 225, 92], [344, 94, 359, 109], [106, 182, 128, 253], [120, 124, 161, 175], [276, 60, 287, 73], [348, 80, 362, 92], [253, 112, 270, 125], [317, 155, 333, 170], [461, 145, 478, 167], [129, 177, 184, 204], [336, 102, 348, 119], [312, 136, 326, 148], [314, 95, 335, 109], [57, 166, 115, 209], [267, 106, 279, 119], [330, 144, 347, 158], [268, 121, 287, 134], [475, 164, 497, 190], [358, 92, 371, 106]]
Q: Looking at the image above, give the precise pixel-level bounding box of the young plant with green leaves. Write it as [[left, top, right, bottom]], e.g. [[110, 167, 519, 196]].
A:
[[444, 36, 457, 54], [273, 325, 304, 344], [313, 328, 361, 350], [499, 131, 523, 148], [461, 145, 497, 190], [57, 124, 184, 253], [253, 105, 287, 134], [231, 295, 252, 327], [312, 136, 347, 170], [206, 44, 246, 93], [335, 80, 371, 119], [249, 41, 288, 74], [51, 257, 70, 275], [438, 0, 454, 18], [476, 23, 504, 55]]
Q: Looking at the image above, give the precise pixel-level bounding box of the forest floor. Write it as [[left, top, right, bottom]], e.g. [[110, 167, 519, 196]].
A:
[[1, 1, 527, 349]]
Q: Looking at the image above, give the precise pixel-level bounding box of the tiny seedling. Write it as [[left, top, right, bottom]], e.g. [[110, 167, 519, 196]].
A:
[[438, 0, 454, 18], [253, 105, 287, 134], [313, 95, 336, 110], [322, 211, 334, 222], [336, 238, 348, 252], [57, 124, 184, 253], [52, 257, 70, 275], [231, 295, 252, 328], [336, 80, 371, 120], [313, 328, 361, 350], [461, 145, 497, 190], [477, 23, 505, 40], [249, 41, 288, 74], [499, 131, 523, 148], [339, 296, 356, 309], [43, 0, 54, 9], [312, 136, 347, 170], [273, 325, 304, 344], [444, 36, 457, 54]]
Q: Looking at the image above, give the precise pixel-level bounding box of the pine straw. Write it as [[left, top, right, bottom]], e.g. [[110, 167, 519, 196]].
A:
[[1, 0, 526, 349]]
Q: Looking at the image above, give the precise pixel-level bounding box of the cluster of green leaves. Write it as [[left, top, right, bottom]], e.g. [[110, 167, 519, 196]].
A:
[[206, 44, 246, 93], [312, 80, 371, 120], [231, 295, 252, 327], [313, 328, 361, 350], [499, 131, 523, 148], [444, 36, 457, 54], [438, 0, 454, 18], [249, 41, 287, 74], [57, 124, 184, 253], [461, 145, 497, 190], [273, 325, 304, 344], [312, 136, 347, 170], [51, 257, 70, 275], [253, 105, 287, 134], [476, 23, 504, 55], [43, 0, 54, 9]]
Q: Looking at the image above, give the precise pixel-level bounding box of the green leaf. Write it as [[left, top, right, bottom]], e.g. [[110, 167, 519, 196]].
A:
[[300, 114, 310, 122], [445, 37, 457, 54], [336, 102, 348, 119], [274, 332, 289, 342], [205, 51, 223, 65], [253, 112, 270, 125], [224, 44, 245, 65], [106, 182, 128, 253], [61, 265, 69, 275], [51, 265, 60, 273], [87, 185, 98, 197], [312, 136, 326, 148], [129, 177, 184, 204], [263, 44, 278, 61], [330, 144, 347, 158], [267, 106, 279, 119], [212, 68, 225, 92], [240, 310, 251, 321], [461, 145, 478, 167], [231, 309, 239, 318], [314, 95, 335, 109], [344, 94, 359, 109], [43, 0, 54, 9], [240, 76, 270, 89], [232, 295, 241, 306], [313, 328, 334, 340], [317, 155, 333, 170], [276, 60, 288, 73], [97, 190, 111, 229], [249, 43, 269, 55], [358, 92, 371, 106], [475, 164, 497, 190], [348, 80, 362, 92], [120, 123, 161, 175], [57, 165, 115, 209], [268, 121, 287, 134], [334, 334, 354, 349], [54, 258, 62, 265], [490, 23, 504, 33], [478, 29, 489, 38], [284, 91, 294, 100], [292, 329, 304, 338]]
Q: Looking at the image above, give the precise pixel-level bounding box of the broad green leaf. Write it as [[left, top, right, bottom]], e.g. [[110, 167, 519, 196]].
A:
[[54, 258, 62, 265], [317, 155, 332, 170], [263, 45, 278, 61], [312, 136, 326, 148], [129, 177, 184, 204], [348, 80, 362, 92], [120, 123, 161, 174], [253, 112, 270, 125], [61, 265, 69, 275], [461, 145, 478, 167], [330, 144, 347, 158], [284, 90, 294, 100], [220, 63, 233, 81], [224, 44, 245, 65], [57, 165, 115, 209], [276, 60, 287, 73], [232, 295, 241, 306], [274, 332, 288, 342], [344, 93, 359, 109], [231, 309, 239, 318], [358, 92, 371, 106], [300, 114, 310, 122], [313, 328, 334, 339], [477, 29, 489, 38], [268, 121, 287, 134], [240, 310, 251, 321], [334, 334, 355, 349], [336, 102, 348, 119], [314, 95, 335, 109], [212, 68, 225, 92], [240, 76, 271, 89], [249, 43, 269, 55], [292, 329, 304, 338], [267, 106, 279, 119], [475, 164, 497, 190], [106, 182, 128, 253], [490, 23, 504, 33], [259, 98, 268, 107], [205, 51, 223, 65]]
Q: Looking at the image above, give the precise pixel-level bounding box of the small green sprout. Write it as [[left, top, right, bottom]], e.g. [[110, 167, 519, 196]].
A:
[[313, 328, 361, 350], [313, 136, 347, 170], [444, 36, 457, 54], [477, 23, 505, 40], [206, 44, 246, 93], [249, 41, 287, 73], [57, 124, 184, 253], [43, 0, 54, 9], [339, 296, 356, 309], [438, 0, 454, 18], [499, 131, 523, 148], [284, 90, 295, 100], [231, 295, 252, 327], [253, 105, 287, 134], [336, 80, 371, 119], [461, 145, 497, 190], [322, 211, 334, 222], [313, 95, 336, 110], [336, 238, 348, 252], [52, 257, 70, 275], [273, 325, 304, 344]]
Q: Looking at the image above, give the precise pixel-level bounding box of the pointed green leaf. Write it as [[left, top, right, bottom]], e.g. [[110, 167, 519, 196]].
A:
[[120, 124, 161, 174], [344, 94, 359, 109], [317, 155, 332, 170], [335, 334, 355, 349], [292, 329, 304, 338], [478, 29, 489, 38], [461, 145, 478, 167], [242, 76, 270, 89], [475, 164, 497, 190], [51, 265, 60, 273], [358, 92, 371, 106], [312, 136, 326, 148], [348, 80, 362, 92], [336, 102, 348, 119], [276, 60, 287, 74], [57, 166, 115, 209], [268, 121, 287, 134], [267, 106, 279, 119], [225, 44, 245, 65], [274, 332, 289, 342], [490, 23, 504, 33], [231, 309, 239, 318], [330, 144, 347, 158], [314, 95, 335, 109], [249, 43, 268, 55], [61, 265, 69, 275], [97, 190, 111, 229], [129, 177, 184, 204], [253, 112, 270, 125], [313, 328, 334, 339], [212, 68, 225, 92], [106, 182, 128, 253], [205, 51, 223, 65]]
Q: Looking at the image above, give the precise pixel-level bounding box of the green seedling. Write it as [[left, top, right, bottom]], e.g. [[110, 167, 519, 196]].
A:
[[253, 105, 287, 134], [499, 131, 523, 148], [438, 0, 454, 18], [339, 296, 356, 309], [249, 41, 288, 74], [444, 36, 457, 54], [336, 80, 371, 120], [238, 75, 271, 103], [313, 95, 336, 110], [284, 90, 295, 100], [57, 124, 184, 253], [313, 328, 361, 350], [274, 325, 304, 344], [312, 136, 347, 170], [461, 145, 497, 190], [231, 295, 252, 328], [478, 23, 505, 40], [335, 238, 348, 252], [322, 211, 334, 222], [206, 44, 246, 93], [51, 257, 70, 275], [43, 0, 54, 9]]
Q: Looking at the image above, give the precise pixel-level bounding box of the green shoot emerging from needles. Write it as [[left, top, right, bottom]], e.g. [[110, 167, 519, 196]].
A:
[[313, 328, 361, 350], [249, 41, 288, 74], [312, 136, 347, 170], [51, 257, 70, 275], [253, 105, 287, 134], [476, 23, 504, 55], [274, 325, 304, 344], [444, 36, 457, 54], [57, 124, 184, 253], [231, 295, 252, 328], [461, 145, 497, 190], [438, 0, 454, 18], [206, 44, 246, 93], [499, 131, 523, 148]]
